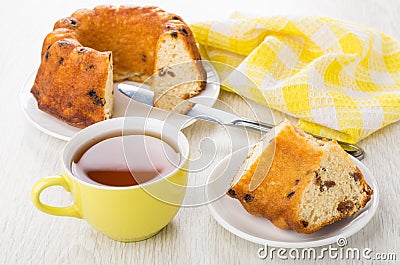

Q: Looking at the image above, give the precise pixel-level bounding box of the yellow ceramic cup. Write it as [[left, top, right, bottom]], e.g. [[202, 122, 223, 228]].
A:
[[31, 117, 189, 242]]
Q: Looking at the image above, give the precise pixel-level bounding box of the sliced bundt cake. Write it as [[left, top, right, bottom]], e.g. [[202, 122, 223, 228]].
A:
[[31, 5, 206, 128]]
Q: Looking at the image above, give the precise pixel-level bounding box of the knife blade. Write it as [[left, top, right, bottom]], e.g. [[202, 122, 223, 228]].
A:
[[118, 83, 365, 160]]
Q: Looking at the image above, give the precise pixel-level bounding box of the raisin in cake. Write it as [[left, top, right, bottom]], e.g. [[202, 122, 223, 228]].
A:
[[227, 119, 373, 234], [31, 5, 206, 128]]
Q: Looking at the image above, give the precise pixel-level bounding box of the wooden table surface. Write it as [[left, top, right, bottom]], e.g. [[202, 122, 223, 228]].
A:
[[1, 0, 399, 264]]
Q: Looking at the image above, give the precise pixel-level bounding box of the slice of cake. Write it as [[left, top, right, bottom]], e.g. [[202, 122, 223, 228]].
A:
[[227, 119, 373, 234], [152, 20, 206, 113]]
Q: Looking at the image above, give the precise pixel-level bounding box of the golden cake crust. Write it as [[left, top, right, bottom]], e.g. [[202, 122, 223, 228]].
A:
[[31, 39, 112, 128], [52, 5, 202, 82]]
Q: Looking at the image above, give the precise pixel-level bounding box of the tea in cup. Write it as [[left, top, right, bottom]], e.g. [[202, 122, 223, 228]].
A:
[[31, 117, 189, 242]]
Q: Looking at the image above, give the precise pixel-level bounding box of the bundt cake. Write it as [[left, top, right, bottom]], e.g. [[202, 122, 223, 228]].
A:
[[31, 5, 206, 128], [227, 119, 373, 234]]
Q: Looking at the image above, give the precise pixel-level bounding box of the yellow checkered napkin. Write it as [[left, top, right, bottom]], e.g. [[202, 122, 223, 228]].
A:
[[191, 13, 400, 143]]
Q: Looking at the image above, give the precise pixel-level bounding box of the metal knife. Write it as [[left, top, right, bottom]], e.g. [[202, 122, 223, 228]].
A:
[[118, 83, 364, 160]]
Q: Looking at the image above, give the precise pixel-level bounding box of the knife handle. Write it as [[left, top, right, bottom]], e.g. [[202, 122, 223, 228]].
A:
[[232, 119, 365, 160]]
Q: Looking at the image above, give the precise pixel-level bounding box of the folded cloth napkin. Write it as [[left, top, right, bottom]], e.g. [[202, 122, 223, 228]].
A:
[[191, 13, 400, 143]]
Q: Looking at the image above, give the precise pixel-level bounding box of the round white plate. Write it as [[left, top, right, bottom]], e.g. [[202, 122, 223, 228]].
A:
[[20, 61, 220, 141], [206, 148, 379, 248]]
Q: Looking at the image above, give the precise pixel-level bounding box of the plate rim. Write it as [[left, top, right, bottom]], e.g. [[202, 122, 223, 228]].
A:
[[206, 147, 379, 248], [20, 60, 220, 141]]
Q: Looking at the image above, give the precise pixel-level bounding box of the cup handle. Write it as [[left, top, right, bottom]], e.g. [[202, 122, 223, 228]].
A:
[[31, 174, 81, 218]]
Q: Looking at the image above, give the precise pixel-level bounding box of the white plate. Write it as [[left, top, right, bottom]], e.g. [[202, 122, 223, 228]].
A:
[[206, 147, 379, 248], [20, 61, 220, 141]]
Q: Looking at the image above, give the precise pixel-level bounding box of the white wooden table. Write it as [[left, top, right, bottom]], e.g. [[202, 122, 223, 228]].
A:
[[1, 0, 399, 264]]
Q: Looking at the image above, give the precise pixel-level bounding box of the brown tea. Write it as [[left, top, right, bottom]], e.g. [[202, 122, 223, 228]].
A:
[[72, 135, 180, 187]]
